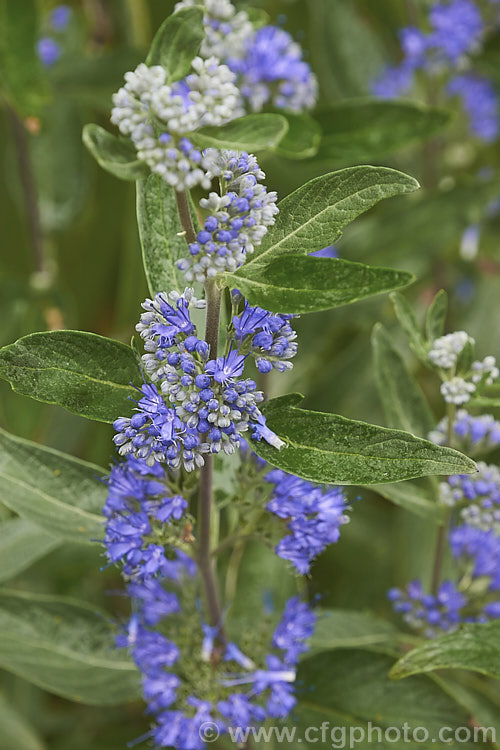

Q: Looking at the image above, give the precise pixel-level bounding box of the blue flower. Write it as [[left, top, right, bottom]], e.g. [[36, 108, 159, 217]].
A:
[[233, 302, 298, 374], [251, 414, 285, 451], [310, 245, 339, 258], [371, 62, 415, 99], [429, 409, 500, 453], [227, 25, 318, 113], [113, 382, 206, 471], [37, 37, 60, 67], [388, 579, 467, 637], [205, 349, 246, 384], [440, 462, 500, 532], [50, 5, 72, 31], [450, 524, 500, 589], [448, 73, 499, 142], [118, 590, 316, 745], [103, 456, 191, 580], [265, 469, 350, 573], [428, 0, 483, 63], [177, 151, 278, 282]]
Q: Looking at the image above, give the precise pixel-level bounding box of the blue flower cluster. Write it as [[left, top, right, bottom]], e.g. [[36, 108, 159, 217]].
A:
[[448, 73, 500, 142], [105, 434, 317, 747], [265, 468, 350, 574], [174, 0, 318, 114], [103, 455, 190, 579], [177, 150, 278, 282], [389, 487, 500, 635], [440, 462, 500, 532], [114, 288, 290, 471], [227, 26, 318, 113], [388, 580, 466, 638], [372, 0, 499, 141], [232, 302, 297, 374], [120, 579, 315, 748], [429, 409, 500, 453], [37, 5, 72, 67], [450, 524, 500, 595]]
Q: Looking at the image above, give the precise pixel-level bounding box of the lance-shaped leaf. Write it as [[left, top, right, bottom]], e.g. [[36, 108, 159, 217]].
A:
[[137, 174, 191, 295], [0, 691, 46, 750], [390, 621, 500, 681], [309, 609, 400, 654], [275, 113, 322, 160], [82, 124, 149, 181], [468, 396, 500, 409], [0, 0, 49, 116], [0, 427, 106, 543], [192, 114, 289, 152], [146, 6, 204, 81], [251, 395, 476, 485], [316, 100, 451, 162], [426, 289, 448, 342], [372, 323, 435, 437], [295, 650, 478, 745], [391, 292, 429, 362], [0, 589, 140, 705], [0, 330, 141, 423], [370, 481, 445, 522], [0, 519, 60, 582], [249, 166, 419, 265], [225, 256, 413, 314]]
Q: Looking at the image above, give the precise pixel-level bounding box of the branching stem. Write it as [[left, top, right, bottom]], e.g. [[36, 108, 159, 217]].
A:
[[175, 189, 224, 632]]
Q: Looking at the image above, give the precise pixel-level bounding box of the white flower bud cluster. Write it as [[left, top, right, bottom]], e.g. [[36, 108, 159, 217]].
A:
[[440, 377, 476, 405], [174, 0, 253, 59], [428, 331, 472, 369], [471, 356, 499, 385], [111, 58, 244, 190]]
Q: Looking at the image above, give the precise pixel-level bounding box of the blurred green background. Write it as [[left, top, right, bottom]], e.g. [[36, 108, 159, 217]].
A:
[[1, 0, 500, 747]]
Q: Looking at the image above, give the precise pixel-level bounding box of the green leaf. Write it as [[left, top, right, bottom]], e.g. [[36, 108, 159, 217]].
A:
[[0, 330, 141, 423], [0, 690, 46, 750], [0, 0, 49, 115], [0, 589, 140, 705], [0, 518, 60, 582], [296, 649, 479, 746], [309, 609, 400, 653], [136, 173, 190, 296], [82, 124, 149, 181], [425, 289, 448, 342], [35, 100, 88, 232], [251, 395, 476, 485], [372, 323, 434, 436], [370, 481, 445, 522], [250, 166, 420, 265], [275, 113, 322, 160], [468, 397, 500, 409], [225, 257, 413, 314], [316, 100, 451, 162], [192, 114, 289, 152], [390, 292, 429, 362], [390, 621, 500, 681], [438, 678, 500, 749], [146, 6, 204, 81], [0, 427, 106, 543]]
